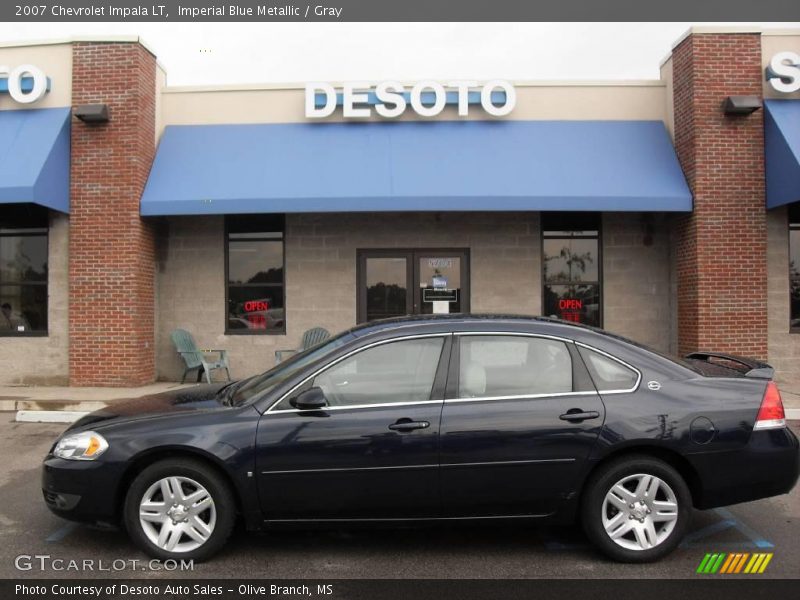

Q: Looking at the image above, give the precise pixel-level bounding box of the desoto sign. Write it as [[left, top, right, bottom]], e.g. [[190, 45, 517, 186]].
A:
[[306, 81, 517, 119], [767, 52, 800, 93], [0, 64, 49, 104]]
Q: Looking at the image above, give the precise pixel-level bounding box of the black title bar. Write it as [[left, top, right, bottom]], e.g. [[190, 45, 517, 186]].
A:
[[2, 0, 800, 22]]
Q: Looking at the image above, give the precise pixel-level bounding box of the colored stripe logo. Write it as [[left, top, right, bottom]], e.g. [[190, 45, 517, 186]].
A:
[[697, 552, 773, 574]]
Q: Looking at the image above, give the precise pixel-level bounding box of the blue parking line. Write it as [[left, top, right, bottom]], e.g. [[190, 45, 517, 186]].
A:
[[713, 508, 774, 549], [679, 518, 737, 548], [45, 522, 79, 543], [679, 508, 773, 549]]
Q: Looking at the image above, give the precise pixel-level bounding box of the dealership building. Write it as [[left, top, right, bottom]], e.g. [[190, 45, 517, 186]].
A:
[[1, 27, 799, 388]]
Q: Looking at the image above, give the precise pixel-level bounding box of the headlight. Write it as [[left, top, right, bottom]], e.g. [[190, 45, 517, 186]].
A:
[[53, 431, 109, 461]]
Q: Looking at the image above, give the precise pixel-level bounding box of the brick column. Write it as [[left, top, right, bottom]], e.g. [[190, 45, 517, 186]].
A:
[[672, 33, 768, 359], [69, 42, 157, 386]]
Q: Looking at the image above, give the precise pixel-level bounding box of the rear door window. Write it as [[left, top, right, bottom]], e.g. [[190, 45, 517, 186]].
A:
[[458, 335, 573, 398]]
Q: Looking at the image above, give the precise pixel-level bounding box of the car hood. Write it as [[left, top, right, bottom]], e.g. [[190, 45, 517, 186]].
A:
[[67, 383, 231, 431]]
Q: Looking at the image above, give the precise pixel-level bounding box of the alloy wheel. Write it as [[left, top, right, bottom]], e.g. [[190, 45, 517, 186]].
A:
[[138, 475, 217, 553], [601, 473, 679, 551]]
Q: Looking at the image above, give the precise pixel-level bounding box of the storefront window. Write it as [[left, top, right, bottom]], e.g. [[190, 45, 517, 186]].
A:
[[0, 205, 48, 335], [542, 214, 601, 327], [789, 205, 800, 332], [225, 215, 285, 334]]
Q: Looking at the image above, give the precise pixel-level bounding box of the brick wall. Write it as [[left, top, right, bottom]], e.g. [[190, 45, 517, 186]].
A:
[[672, 33, 768, 359], [68, 42, 157, 386]]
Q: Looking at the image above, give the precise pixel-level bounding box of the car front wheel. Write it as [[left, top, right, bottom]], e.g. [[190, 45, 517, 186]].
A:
[[123, 458, 235, 561], [581, 455, 691, 562]]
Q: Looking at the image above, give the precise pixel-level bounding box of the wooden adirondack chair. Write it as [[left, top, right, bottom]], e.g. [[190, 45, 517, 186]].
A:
[[171, 329, 231, 384], [275, 327, 331, 364]]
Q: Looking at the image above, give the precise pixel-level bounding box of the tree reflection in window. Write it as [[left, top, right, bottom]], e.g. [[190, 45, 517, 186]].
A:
[[542, 214, 601, 327]]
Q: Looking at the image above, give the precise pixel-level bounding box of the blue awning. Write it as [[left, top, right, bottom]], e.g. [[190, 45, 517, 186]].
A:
[[0, 107, 70, 213], [140, 120, 692, 216], [765, 100, 800, 209]]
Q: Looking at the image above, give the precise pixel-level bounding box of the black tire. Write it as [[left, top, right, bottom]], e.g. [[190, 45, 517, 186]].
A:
[[123, 457, 236, 562], [581, 455, 691, 563]]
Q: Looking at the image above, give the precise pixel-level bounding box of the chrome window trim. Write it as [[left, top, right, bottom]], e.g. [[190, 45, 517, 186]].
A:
[[573, 340, 642, 394], [453, 331, 573, 343], [266, 333, 450, 413], [265, 330, 641, 414]]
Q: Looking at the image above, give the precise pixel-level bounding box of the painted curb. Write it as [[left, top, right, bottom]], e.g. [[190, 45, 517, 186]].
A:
[[15, 410, 89, 423]]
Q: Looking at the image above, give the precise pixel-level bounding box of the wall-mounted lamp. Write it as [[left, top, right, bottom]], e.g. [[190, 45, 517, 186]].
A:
[[74, 104, 110, 123], [722, 96, 762, 116]]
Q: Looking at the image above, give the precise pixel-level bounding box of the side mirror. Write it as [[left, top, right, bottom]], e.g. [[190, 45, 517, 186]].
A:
[[290, 387, 328, 410]]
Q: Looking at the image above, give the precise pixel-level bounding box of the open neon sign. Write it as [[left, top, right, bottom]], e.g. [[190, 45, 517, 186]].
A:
[[558, 298, 583, 323], [244, 300, 268, 313], [243, 300, 269, 329]]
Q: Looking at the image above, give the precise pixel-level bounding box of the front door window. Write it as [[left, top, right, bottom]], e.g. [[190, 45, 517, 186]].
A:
[[358, 250, 469, 323]]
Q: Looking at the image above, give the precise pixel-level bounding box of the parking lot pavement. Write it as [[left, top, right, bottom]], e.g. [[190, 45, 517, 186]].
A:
[[0, 414, 797, 580]]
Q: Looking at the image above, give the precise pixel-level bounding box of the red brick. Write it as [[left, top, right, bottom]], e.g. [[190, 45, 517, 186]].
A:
[[672, 33, 767, 360], [68, 42, 157, 386]]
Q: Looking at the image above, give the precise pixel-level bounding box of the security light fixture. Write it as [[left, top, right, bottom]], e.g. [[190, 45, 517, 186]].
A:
[[74, 103, 110, 123], [723, 96, 762, 116]]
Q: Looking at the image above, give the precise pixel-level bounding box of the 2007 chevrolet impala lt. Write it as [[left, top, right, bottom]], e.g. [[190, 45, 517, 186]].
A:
[[42, 315, 799, 562]]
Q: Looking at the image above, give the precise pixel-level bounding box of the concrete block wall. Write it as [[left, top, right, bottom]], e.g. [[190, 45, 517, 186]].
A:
[[602, 213, 674, 354], [155, 211, 675, 381], [0, 212, 69, 385], [767, 206, 800, 390], [156, 212, 543, 380]]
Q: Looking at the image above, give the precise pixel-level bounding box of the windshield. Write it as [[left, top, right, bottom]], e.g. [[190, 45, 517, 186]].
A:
[[230, 331, 355, 406]]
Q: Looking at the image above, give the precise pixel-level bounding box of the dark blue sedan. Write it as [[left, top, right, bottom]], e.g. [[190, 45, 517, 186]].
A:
[[42, 315, 799, 562]]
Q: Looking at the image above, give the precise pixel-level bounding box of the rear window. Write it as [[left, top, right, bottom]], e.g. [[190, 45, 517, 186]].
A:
[[578, 347, 639, 392]]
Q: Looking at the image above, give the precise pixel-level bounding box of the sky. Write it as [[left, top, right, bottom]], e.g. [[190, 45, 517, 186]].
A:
[[0, 22, 798, 86]]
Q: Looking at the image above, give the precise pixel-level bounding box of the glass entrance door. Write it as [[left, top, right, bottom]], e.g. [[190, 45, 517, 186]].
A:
[[358, 249, 469, 323]]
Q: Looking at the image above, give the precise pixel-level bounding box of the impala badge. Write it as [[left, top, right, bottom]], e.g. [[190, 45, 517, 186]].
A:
[[647, 381, 661, 391]]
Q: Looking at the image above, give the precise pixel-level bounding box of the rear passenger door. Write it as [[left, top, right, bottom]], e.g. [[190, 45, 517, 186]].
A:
[[439, 333, 606, 517]]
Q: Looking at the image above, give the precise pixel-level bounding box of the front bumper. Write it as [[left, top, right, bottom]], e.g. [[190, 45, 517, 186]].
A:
[[689, 427, 800, 509], [41, 454, 123, 526]]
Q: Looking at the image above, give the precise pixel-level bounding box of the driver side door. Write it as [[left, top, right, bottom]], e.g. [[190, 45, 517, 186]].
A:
[[255, 334, 450, 520]]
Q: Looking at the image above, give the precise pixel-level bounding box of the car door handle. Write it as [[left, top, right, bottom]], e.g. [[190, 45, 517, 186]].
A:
[[559, 409, 600, 423], [388, 419, 430, 432]]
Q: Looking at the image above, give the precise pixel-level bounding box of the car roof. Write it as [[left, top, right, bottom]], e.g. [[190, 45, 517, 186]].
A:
[[349, 314, 594, 337]]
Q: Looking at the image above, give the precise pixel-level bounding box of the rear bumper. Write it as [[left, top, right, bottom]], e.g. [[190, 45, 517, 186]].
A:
[[688, 427, 799, 509], [41, 455, 122, 526]]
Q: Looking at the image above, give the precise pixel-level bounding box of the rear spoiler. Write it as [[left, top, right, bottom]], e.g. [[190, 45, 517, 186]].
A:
[[684, 352, 774, 379]]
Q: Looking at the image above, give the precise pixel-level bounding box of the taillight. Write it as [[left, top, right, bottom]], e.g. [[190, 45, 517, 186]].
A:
[[754, 381, 786, 430]]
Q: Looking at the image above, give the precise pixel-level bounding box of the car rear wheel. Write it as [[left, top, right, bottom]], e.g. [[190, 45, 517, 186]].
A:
[[123, 458, 235, 561], [581, 455, 691, 562]]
